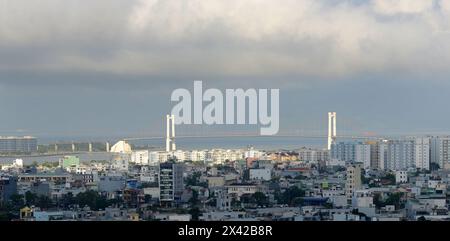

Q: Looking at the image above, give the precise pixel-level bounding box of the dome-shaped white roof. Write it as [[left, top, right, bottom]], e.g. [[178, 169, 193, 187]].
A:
[[110, 140, 132, 153]]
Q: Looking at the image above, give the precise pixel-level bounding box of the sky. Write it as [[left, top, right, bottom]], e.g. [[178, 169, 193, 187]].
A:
[[1, 0, 450, 141]]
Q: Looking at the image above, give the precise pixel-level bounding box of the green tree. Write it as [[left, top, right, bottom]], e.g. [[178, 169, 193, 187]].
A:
[[231, 198, 242, 209], [9, 194, 25, 208], [36, 195, 53, 209], [25, 191, 37, 206], [294, 175, 306, 180], [384, 192, 403, 209], [76, 190, 110, 211], [417, 216, 427, 221], [373, 193, 384, 209], [144, 194, 153, 203], [186, 172, 202, 186], [0, 212, 9, 221], [323, 202, 333, 209], [59, 192, 76, 208], [382, 173, 396, 185], [276, 186, 305, 206], [189, 190, 199, 206], [373, 192, 403, 209], [0, 201, 16, 221], [430, 163, 440, 171], [189, 207, 201, 221], [251, 192, 269, 206], [361, 173, 371, 185]]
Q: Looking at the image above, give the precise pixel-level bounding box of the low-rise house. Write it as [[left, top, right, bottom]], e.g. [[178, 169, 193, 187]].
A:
[[200, 211, 248, 221], [226, 183, 258, 198], [249, 168, 271, 181]]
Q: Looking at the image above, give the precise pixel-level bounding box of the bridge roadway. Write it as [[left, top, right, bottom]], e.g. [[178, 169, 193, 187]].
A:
[[123, 134, 386, 141]]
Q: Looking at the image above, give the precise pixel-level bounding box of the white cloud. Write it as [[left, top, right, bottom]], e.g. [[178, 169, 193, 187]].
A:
[[372, 0, 434, 15], [441, 0, 450, 11]]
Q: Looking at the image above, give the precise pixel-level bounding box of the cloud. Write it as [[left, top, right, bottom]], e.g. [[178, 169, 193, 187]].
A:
[[1, 0, 450, 81], [441, 0, 450, 11], [372, 0, 434, 15], [3, 0, 450, 137]]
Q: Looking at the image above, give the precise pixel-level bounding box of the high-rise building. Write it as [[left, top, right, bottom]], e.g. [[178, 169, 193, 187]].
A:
[[383, 138, 430, 171], [0, 176, 17, 203], [189, 150, 207, 162], [356, 140, 390, 170], [414, 137, 430, 170], [149, 151, 164, 165], [355, 144, 371, 169], [327, 112, 337, 150], [0, 136, 37, 153], [331, 142, 356, 163], [367, 140, 381, 169], [377, 140, 388, 170], [159, 161, 184, 205], [331, 141, 370, 166], [345, 163, 362, 198], [430, 136, 450, 168], [385, 139, 415, 171], [298, 147, 329, 163], [131, 150, 150, 165]]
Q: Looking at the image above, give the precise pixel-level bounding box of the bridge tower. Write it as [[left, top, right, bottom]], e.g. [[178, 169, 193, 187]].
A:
[[166, 114, 176, 152], [327, 112, 337, 150]]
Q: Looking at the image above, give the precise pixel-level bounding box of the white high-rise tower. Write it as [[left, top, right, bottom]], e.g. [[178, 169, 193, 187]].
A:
[[166, 114, 176, 152], [327, 112, 337, 150]]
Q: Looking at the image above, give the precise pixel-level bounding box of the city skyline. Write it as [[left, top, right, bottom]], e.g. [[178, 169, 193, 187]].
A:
[[4, 0, 450, 230]]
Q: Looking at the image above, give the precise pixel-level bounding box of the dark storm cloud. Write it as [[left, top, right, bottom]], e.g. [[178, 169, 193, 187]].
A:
[[2, 0, 450, 78], [1, 0, 450, 138]]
